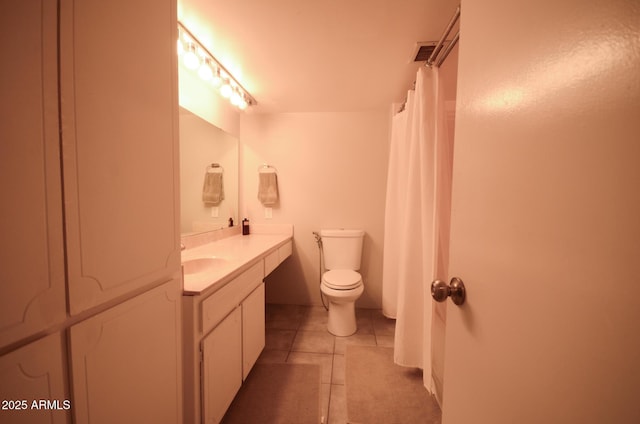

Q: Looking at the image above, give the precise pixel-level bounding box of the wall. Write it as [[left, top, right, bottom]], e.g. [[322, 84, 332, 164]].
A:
[[239, 111, 390, 308]]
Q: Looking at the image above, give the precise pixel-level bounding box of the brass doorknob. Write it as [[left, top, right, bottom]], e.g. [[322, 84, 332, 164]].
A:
[[431, 277, 466, 306]]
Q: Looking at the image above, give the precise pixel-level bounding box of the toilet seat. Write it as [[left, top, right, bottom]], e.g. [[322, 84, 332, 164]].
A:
[[322, 269, 362, 290]]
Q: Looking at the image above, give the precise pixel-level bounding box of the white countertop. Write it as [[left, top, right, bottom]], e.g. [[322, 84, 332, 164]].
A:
[[181, 232, 292, 295]]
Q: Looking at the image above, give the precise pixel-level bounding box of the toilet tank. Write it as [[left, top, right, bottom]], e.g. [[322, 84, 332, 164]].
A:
[[320, 229, 364, 270]]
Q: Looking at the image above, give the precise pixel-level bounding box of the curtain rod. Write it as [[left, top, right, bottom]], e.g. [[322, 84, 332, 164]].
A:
[[426, 5, 461, 68], [396, 5, 460, 114], [435, 30, 459, 67]]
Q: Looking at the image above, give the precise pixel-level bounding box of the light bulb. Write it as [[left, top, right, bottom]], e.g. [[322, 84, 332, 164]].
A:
[[183, 44, 200, 70], [220, 82, 232, 98], [177, 24, 255, 109], [198, 59, 213, 81], [211, 71, 222, 88], [230, 90, 242, 106]]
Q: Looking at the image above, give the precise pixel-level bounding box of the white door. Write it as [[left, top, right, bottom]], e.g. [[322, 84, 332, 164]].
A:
[[69, 279, 182, 424], [0, 0, 66, 347], [202, 307, 242, 424], [242, 283, 266, 380], [0, 333, 69, 424], [442, 1, 640, 423], [59, 0, 180, 315]]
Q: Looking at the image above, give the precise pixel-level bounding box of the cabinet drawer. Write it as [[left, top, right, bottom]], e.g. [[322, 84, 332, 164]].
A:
[[264, 250, 280, 276], [201, 262, 263, 334], [279, 239, 293, 260], [264, 240, 292, 276]]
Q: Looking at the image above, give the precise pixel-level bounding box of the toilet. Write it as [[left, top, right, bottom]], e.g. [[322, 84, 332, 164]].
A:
[[320, 229, 365, 336]]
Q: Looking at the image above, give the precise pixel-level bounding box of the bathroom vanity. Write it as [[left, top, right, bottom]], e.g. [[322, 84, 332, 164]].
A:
[[181, 228, 292, 424]]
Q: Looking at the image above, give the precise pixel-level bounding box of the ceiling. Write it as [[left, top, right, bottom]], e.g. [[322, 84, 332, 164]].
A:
[[178, 0, 460, 113]]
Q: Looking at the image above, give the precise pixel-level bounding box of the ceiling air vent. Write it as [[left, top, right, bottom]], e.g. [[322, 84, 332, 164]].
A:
[[411, 42, 437, 62]]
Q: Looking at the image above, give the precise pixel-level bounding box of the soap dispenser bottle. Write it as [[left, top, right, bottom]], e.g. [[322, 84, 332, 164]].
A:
[[242, 218, 250, 235]]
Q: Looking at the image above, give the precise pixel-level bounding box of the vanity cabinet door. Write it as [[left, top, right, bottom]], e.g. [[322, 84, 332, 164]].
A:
[[202, 307, 242, 424], [0, 333, 69, 424], [242, 283, 265, 380], [59, 0, 180, 315], [0, 0, 66, 347], [69, 279, 182, 424]]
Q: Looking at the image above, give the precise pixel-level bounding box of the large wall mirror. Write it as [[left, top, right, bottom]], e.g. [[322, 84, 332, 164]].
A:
[[179, 107, 238, 235]]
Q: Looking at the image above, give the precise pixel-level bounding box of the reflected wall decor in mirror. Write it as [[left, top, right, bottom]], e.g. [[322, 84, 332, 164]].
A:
[[179, 107, 238, 235]]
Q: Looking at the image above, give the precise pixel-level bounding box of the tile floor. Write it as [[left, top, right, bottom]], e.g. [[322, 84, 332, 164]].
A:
[[258, 304, 396, 424]]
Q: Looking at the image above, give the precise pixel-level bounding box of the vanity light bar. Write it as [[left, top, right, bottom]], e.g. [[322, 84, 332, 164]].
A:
[[177, 22, 257, 110]]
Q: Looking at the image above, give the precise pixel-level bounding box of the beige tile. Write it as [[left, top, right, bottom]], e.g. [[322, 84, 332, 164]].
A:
[[375, 334, 395, 348], [266, 303, 305, 319], [292, 330, 335, 354], [372, 310, 396, 336], [304, 305, 330, 318], [355, 308, 373, 318], [256, 349, 288, 363], [265, 303, 304, 330], [353, 308, 374, 335], [334, 333, 376, 355], [299, 306, 329, 331], [265, 328, 296, 351], [257, 307, 406, 423], [328, 384, 347, 424], [287, 351, 334, 384], [331, 354, 345, 385], [299, 318, 328, 332], [266, 318, 301, 331]]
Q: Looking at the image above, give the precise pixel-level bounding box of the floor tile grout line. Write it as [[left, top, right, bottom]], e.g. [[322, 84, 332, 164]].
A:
[[264, 305, 400, 424], [326, 354, 335, 424]]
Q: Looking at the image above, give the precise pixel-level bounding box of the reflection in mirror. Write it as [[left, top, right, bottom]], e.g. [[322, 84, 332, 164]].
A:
[[179, 107, 238, 235]]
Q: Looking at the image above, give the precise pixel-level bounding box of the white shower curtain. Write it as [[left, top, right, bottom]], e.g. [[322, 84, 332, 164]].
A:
[[381, 90, 413, 319], [382, 66, 451, 391]]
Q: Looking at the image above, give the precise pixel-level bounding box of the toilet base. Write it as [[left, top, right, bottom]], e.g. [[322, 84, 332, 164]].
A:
[[327, 301, 357, 337], [321, 282, 364, 337]]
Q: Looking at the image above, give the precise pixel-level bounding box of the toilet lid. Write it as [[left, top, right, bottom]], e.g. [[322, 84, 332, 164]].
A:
[[323, 269, 362, 290]]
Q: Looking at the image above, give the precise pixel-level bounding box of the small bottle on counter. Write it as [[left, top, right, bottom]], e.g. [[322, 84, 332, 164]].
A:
[[228, 217, 234, 227], [242, 218, 250, 235]]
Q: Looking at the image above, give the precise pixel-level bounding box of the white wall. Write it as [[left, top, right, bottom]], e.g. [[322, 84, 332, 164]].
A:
[[240, 111, 390, 308]]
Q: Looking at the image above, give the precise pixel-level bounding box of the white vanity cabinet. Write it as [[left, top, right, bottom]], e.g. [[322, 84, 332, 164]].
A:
[[202, 283, 265, 423], [185, 262, 265, 424], [182, 237, 291, 424]]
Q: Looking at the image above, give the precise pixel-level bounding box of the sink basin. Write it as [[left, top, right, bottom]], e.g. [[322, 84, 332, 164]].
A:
[[182, 257, 228, 275]]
